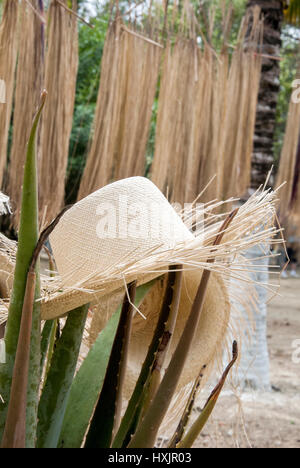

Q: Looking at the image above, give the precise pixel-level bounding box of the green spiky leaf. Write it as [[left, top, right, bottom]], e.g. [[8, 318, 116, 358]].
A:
[[0, 92, 46, 446], [58, 280, 156, 449], [84, 283, 136, 448], [37, 304, 89, 448]]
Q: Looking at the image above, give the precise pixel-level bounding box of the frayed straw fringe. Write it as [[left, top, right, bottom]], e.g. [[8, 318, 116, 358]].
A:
[[0, 0, 19, 187], [7, 0, 44, 229], [29, 189, 284, 321], [38, 0, 78, 225], [0, 187, 281, 326], [150, 7, 263, 204], [78, 19, 162, 199]]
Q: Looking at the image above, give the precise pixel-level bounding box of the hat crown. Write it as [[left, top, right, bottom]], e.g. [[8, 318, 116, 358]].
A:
[[50, 177, 194, 287]]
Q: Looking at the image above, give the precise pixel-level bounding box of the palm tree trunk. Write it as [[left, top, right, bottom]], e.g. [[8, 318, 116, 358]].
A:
[[238, 1, 285, 391], [247, 0, 284, 188]]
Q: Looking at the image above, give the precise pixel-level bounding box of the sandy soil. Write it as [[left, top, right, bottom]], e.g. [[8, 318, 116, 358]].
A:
[[193, 274, 300, 448]]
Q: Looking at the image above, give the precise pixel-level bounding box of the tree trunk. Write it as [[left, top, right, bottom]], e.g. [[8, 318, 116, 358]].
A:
[[247, 0, 284, 188], [237, 1, 284, 391], [235, 244, 271, 391]]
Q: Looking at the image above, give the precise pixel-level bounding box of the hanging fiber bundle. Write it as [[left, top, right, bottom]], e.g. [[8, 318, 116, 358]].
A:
[[151, 38, 199, 204], [78, 19, 162, 200], [276, 80, 300, 225], [39, 0, 78, 225], [8, 0, 45, 229], [0, 0, 19, 187], [221, 7, 263, 201], [150, 8, 263, 205]]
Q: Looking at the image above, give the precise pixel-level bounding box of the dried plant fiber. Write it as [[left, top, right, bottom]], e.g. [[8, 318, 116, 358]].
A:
[[150, 38, 200, 204], [0, 79, 5, 103], [275, 84, 300, 225], [0, 0, 19, 187], [8, 0, 44, 228], [78, 19, 161, 200], [221, 8, 262, 200], [150, 10, 262, 204], [39, 0, 78, 225]]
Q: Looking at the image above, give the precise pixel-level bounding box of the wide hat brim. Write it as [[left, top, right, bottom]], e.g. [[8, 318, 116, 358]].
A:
[[0, 178, 279, 324], [88, 268, 231, 400]]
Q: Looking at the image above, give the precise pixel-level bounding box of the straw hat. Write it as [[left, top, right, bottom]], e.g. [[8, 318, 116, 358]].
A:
[[0, 176, 280, 416], [0, 177, 279, 326], [41, 177, 197, 320]]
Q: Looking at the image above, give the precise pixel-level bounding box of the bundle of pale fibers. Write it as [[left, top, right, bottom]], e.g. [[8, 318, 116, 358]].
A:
[[150, 38, 197, 204], [276, 77, 300, 225], [221, 7, 263, 200], [7, 0, 44, 228], [78, 19, 162, 200], [151, 8, 262, 205], [151, 37, 228, 203], [0, 0, 19, 187], [39, 0, 78, 225], [185, 45, 227, 204]]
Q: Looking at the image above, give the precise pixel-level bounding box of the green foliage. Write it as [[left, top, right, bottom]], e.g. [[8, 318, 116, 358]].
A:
[[284, 0, 300, 25], [58, 307, 121, 448], [198, 0, 246, 49]]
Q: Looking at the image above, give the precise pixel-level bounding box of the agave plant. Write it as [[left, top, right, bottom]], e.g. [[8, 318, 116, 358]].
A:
[[0, 92, 275, 449]]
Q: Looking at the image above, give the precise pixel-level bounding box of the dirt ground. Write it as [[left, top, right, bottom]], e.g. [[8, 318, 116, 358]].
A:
[[193, 274, 300, 448]]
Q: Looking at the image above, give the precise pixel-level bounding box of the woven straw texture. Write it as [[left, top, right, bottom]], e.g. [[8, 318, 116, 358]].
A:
[[88, 269, 230, 399], [45, 177, 193, 319]]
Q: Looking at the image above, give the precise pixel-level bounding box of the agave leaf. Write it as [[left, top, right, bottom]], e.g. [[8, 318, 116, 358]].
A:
[[1, 270, 37, 448], [128, 210, 238, 448], [40, 320, 56, 372], [168, 364, 207, 448], [36, 304, 89, 448], [139, 268, 183, 418], [58, 308, 120, 448], [58, 280, 155, 449], [112, 267, 182, 449], [2, 201, 75, 448], [177, 341, 238, 448], [0, 92, 46, 446], [84, 282, 137, 449]]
